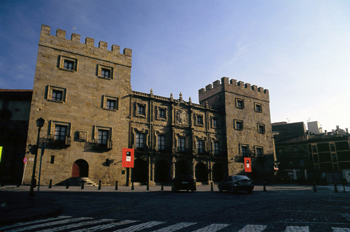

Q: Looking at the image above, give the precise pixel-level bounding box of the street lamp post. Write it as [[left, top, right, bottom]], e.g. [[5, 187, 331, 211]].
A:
[[29, 117, 45, 197]]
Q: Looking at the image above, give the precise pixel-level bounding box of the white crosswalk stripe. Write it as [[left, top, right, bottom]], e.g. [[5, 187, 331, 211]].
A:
[[285, 226, 309, 232], [332, 228, 350, 232], [70, 220, 138, 232], [238, 224, 267, 232], [113, 221, 165, 231], [153, 222, 197, 232], [2, 216, 350, 232], [0, 216, 72, 231], [35, 218, 115, 232], [192, 223, 230, 232], [5, 217, 92, 232]]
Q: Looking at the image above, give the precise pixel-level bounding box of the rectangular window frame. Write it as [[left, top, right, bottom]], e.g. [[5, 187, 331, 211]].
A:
[[235, 98, 244, 109], [241, 145, 249, 157], [178, 137, 186, 152], [136, 103, 146, 117], [97, 64, 113, 80], [47, 85, 67, 103], [156, 106, 167, 121], [254, 103, 262, 113], [136, 132, 146, 149], [234, 120, 243, 131], [214, 141, 220, 155], [59, 56, 77, 72], [197, 140, 204, 154], [257, 124, 266, 134], [158, 134, 165, 151], [256, 146, 264, 157], [102, 95, 118, 111]]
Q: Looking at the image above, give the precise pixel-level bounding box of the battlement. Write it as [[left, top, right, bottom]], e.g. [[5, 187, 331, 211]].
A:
[[199, 77, 269, 103], [39, 25, 132, 66]]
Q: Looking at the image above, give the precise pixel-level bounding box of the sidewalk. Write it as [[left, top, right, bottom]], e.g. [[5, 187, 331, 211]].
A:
[[0, 184, 348, 226]]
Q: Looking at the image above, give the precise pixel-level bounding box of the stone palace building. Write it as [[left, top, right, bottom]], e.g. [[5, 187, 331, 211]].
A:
[[22, 25, 275, 186]]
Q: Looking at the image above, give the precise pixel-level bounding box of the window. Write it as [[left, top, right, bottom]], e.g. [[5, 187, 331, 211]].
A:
[[255, 103, 262, 113], [212, 118, 217, 128], [178, 137, 185, 152], [64, 60, 74, 70], [101, 68, 111, 78], [136, 133, 145, 149], [313, 154, 319, 163], [236, 98, 244, 109], [159, 108, 166, 119], [50, 156, 55, 164], [197, 140, 204, 154], [102, 96, 118, 111], [55, 125, 67, 141], [330, 144, 336, 151], [137, 104, 146, 116], [59, 56, 77, 71], [97, 65, 113, 79], [52, 90, 63, 101], [98, 130, 109, 145], [256, 147, 263, 157], [241, 145, 248, 157], [197, 115, 203, 125], [158, 135, 165, 151], [312, 145, 317, 153], [47, 86, 66, 102], [214, 141, 219, 155], [332, 153, 337, 162], [234, 120, 243, 130], [257, 124, 265, 134]]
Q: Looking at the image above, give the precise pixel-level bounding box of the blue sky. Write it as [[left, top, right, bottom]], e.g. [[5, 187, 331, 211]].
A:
[[0, 0, 349, 131]]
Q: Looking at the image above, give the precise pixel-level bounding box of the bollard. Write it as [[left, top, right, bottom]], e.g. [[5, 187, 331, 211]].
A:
[[98, 180, 101, 190], [49, 179, 52, 189], [81, 180, 84, 189], [263, 182, 266, 192], [334, 182, 338, 193], [211, 182, 214, 192], [161, 183, 164, 191], [131, 181, 134, 190], [66, 180, 69, 189], [313, 182, 317, 192], [115, 181, 118, 190]]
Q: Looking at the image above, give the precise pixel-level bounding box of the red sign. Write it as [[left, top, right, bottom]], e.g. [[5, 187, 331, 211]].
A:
[[23, 157, 28, 163], [244, 157, 252, 172], [122, 148, 134, 168]]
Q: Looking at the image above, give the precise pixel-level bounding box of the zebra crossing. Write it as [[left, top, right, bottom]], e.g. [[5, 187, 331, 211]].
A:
[[1, 216, 349, 232]]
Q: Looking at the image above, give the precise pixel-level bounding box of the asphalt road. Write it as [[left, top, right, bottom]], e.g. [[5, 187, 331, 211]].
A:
[[1, 185, 350, 231]]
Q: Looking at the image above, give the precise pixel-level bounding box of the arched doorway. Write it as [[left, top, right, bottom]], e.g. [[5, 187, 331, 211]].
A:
[[132, 159, 148, 183], [72, 159, 89, 178], [155, 160, 171, 183], [195, 162, 208, 182], [212, 163, 224, 182], [175, 160, 191, 177]]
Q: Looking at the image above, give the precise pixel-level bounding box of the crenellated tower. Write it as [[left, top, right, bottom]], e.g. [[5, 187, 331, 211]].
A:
[[199, 77, 274, 180]]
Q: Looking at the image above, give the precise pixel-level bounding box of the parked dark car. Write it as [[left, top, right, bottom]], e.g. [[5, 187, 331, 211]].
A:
[[218, 175, 254, 194], [172, 175, 196, 192]]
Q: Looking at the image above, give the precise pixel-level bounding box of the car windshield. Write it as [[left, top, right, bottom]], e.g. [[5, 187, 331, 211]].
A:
[[234, 176, 250, 181]]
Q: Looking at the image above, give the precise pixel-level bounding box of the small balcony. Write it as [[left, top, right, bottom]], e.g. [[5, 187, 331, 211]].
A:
[[90, 140, 113, 151], [46, 135, 71, 148]]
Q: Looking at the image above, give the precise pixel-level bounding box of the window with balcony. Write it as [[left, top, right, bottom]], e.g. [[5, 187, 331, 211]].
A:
[[55, 125, 68, 142]]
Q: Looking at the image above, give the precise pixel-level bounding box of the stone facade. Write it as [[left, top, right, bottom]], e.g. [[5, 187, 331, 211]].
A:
[[22, 25, 275, 186]]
